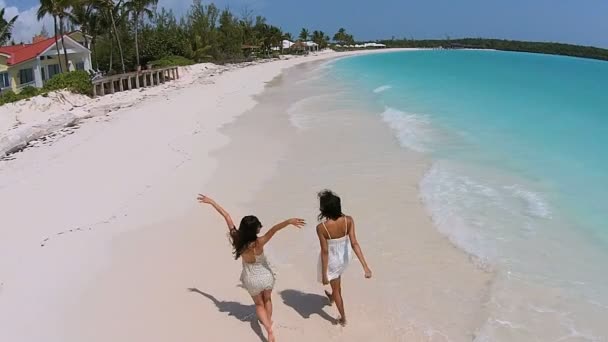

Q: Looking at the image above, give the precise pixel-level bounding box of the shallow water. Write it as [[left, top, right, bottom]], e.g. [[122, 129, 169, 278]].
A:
[[219, 60, 493, 341], [328, 50, 608, 341]]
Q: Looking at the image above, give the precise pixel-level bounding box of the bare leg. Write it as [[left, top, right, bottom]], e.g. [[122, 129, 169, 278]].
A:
[[252, 294, 275, 341], [324, 289, 334, 306], [262, 289, 273, 325], [330, 277, 346, 326]]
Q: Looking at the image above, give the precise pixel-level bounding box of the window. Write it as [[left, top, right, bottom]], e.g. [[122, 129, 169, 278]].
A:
[[0, 72, 10, 89], [48, 64, 60, 79], [19, 68, 34, 85], [76, 62, 85, 71], [41, 68, 46, 82]]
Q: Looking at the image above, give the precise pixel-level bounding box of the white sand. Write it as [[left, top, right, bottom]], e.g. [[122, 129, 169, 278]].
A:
[[0, 48, 485, 342]]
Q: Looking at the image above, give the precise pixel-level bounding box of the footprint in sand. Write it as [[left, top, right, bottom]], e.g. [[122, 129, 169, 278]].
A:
[[40, 227, 90, 247]]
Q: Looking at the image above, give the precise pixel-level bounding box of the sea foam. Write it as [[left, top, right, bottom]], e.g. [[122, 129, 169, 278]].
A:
[[373, 85, 392, 93], [380, 106, 432, 152]]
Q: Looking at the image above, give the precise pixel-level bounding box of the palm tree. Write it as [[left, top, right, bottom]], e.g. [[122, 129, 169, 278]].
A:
[[310, 30, 330, 50], [38, 0, 65, 72], [311, 30, 321, 43], [299, 28, 309, 41], [0, 8, 19, 46], [97, 0, 125, 73], [69, 0, 95, 47], [267, 25, 282, 54], [123, 0, 157, 68], [333, 27, 346, 45], [69, 0, 102, 68], [56, 0, 75, 71], [87, 11, 101, 69]]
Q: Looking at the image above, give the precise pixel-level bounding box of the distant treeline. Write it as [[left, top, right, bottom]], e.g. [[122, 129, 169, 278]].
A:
[[379, 38, 608, 62]]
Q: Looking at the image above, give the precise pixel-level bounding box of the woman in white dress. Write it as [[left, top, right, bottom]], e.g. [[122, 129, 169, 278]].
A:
[[198, 194, 305, 342], [316, 190, 372, 326]]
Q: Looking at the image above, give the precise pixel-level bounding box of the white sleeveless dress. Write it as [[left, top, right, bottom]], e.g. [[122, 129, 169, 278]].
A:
[[317, 218, 353, 282], [240, 252, 275, 296]]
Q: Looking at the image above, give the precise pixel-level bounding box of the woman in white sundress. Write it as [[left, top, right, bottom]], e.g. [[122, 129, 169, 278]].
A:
[[198, 194, 305, 342], [316, 189, 372, 326]]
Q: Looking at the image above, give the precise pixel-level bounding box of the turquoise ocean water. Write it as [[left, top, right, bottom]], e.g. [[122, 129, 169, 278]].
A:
[[329, 51, 608, 340]]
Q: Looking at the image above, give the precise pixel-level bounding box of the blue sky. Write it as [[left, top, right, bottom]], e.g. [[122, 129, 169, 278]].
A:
[[4, 0, 608, 48]]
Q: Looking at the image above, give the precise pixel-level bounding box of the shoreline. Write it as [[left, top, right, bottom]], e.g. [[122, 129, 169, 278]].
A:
[[0, 49, 425, 160], [0, 48, 433, 342], [68, 52, 492, 341]]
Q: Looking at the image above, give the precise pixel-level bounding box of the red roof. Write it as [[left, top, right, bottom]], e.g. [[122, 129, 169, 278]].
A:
[[0, 37, 58, 66]]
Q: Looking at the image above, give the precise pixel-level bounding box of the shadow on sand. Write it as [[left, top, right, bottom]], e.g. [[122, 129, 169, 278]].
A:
[[279, 289, 336, 324], [187, 288, 266, 341]]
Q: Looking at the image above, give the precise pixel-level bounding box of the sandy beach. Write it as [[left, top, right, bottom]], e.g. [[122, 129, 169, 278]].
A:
[[0, 49, 492, 342]]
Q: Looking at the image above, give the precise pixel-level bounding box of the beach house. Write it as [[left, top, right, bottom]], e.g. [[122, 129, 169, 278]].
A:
[[0, 33, 92, 93]]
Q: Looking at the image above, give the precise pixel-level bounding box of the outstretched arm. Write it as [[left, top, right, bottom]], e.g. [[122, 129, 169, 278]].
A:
[[197, 194, 235, 231], [348, 217, 372, 279], [258, 218, 306, 246], [317, 225, 330, 285]]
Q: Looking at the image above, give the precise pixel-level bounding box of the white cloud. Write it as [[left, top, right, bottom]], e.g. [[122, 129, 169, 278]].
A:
[[1, 0, 53, 44]]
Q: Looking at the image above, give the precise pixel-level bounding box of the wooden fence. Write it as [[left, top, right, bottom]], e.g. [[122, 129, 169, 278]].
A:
[[92, 66, 180, 97]]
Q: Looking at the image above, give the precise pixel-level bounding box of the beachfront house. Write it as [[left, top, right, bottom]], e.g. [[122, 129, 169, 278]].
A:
[[0, 33, 92, 93], [290, 41, 319, 54], [282, 40, 294, 50]]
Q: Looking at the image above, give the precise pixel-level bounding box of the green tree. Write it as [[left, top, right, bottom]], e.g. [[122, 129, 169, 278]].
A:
[[238, 8, 256, 47], [69, 0, 94, 47], [333, 27, 354, 46], [97, 0, 126, 73], [124, 0, 157, 67], [217, 8, 242, 59], [58, 0, 75, 70], [68, 1, 102, 68], [37, 0, 66, 72], [298, 28, 309, 41], [311, 30, 329, 49], [265, 25, 282, 54], [0, 7, 19, 46], [333, 27, 345, 44], [185, 0, 219, 60]]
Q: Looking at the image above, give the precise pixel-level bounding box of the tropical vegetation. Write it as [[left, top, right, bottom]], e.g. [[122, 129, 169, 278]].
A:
[[333, 27, 354, 46], [25, 0, 340, 74], [4, 0, 606, 90], [380, 38, 608, 62], [2, 0, 352, 104], [0, 7, 18, 46], [0, 71, 92, 105]]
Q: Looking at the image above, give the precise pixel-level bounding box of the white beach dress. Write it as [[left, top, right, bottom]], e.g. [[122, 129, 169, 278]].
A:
[[317, 218, 353, 282], [240, 252, 276, 296], [233, 231, 276, 297]]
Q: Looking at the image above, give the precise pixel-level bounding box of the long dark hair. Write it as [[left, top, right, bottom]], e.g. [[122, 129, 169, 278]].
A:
[[318, 189, 343, 221], [230, 215, 262, 259]]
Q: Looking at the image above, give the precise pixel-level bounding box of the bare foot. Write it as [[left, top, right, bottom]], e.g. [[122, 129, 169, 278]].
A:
[[324, 290, 334, 306], [337, 316, 347, 327], [267, 329, 276, 342]]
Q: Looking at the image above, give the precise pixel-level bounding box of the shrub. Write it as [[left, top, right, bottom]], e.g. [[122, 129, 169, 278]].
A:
[[0, 90, 21, 105], [150, 55, 195, 68], [0, 71, 94, 107], [19, 86, 40, 97], [43, 71, 93, 95]]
